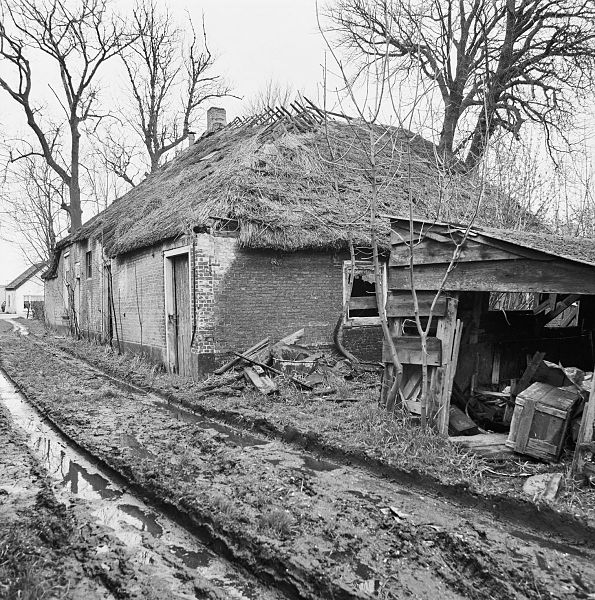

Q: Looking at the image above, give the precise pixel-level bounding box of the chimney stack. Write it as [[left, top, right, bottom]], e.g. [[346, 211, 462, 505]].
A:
[[207, 107, 226, 133], [187, 131, 195, 146]]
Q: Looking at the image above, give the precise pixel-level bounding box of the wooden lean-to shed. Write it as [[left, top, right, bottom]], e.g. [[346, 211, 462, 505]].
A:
[[383, 216, 595, 464]]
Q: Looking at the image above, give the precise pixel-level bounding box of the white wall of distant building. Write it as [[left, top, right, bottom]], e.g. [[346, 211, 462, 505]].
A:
[[5, 275, 44, 316]]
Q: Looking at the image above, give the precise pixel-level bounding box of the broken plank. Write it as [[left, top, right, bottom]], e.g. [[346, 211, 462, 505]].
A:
[[243, 367, 277, 395], [448, 405, 479, 436], [233, 352, 313, 389], [215, 337, 270, 375]]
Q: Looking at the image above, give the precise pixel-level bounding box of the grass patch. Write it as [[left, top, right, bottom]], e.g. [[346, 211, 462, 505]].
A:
[[258, 509, 293, 537]]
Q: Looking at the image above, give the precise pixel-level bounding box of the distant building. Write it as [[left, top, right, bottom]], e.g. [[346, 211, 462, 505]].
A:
[[5, 263, 46, 317]]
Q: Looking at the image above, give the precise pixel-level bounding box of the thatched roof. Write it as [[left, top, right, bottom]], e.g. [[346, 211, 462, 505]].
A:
[[62, 107, 537, 258]]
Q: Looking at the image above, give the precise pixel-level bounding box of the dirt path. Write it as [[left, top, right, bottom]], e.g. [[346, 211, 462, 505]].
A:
[[1, 326, 594, 599]]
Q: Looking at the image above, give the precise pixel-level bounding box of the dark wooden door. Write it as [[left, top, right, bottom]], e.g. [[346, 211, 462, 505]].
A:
[[173, 254, 191, 376]]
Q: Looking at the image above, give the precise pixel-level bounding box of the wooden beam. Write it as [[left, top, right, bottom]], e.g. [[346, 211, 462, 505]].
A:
[[391, 226, 452, 245], [390, 238, 520, 267], [389, 259, 595, 294], [542, 294, 580, 325]]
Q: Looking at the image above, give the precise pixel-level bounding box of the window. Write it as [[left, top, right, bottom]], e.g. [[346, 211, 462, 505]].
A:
[[85, 251, 92, 279], [343, 261, 385, 325]]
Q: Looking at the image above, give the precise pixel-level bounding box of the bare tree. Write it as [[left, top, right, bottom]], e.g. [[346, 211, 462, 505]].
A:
[[318, 4, 490, 428], [0, 0, 129, 231], [112, 0, 233, 180], [244, 79, 296, 115], [1, 152, 68, 262], [329, 0, 595, 169]]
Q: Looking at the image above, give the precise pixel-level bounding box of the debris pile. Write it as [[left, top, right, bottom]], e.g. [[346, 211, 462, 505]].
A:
[[203, 329, 379, 401]]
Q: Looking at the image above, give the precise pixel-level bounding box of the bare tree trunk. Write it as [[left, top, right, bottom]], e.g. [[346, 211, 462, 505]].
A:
[[69, 122, 83, 230]]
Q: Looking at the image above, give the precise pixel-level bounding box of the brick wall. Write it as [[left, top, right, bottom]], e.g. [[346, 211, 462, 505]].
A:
[[45, 233, 382, 375], [209, 246, 381, 363]]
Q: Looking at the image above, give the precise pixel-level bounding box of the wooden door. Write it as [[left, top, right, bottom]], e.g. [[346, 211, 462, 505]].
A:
[[172, 254, 192, 376]]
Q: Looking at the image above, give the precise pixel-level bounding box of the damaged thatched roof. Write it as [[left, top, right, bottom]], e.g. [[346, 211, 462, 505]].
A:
[[61, 107, 536, 258]]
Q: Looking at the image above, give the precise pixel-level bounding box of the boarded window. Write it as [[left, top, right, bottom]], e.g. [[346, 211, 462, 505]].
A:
[[85, 251, 92, 279], [343, 261, 383, 324]]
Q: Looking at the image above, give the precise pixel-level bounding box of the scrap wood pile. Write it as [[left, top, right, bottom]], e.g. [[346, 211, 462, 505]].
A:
[[200, 329, 379, 401]]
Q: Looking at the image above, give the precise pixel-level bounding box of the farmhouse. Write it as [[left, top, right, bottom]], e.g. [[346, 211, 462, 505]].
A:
[[43, 105, 530, 378], [5, 262, 46, 317]]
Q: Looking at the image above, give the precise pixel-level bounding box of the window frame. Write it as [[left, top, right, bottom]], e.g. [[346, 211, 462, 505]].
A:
[[85, 250, 92, 279], [342, 260, 386, 326]]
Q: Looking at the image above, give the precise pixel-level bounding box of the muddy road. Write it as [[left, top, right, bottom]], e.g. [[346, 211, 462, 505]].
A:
[[1, 321, 594, 599]]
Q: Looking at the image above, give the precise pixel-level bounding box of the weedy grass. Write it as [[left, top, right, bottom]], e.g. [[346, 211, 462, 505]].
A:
[[258, 509, 294, 537], [0, 522, 69, 600]]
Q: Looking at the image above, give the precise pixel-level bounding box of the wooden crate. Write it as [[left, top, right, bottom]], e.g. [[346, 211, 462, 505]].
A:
[[506, 382, 580, 461]]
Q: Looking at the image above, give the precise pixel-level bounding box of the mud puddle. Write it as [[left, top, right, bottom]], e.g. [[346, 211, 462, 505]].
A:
[[0, 370, 281, 600]]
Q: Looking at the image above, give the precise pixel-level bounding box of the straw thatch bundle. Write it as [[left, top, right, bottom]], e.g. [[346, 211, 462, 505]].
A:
[[70, 118, 532, 257]]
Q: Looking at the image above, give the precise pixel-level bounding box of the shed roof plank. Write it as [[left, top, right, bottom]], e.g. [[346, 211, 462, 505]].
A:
[[389, 259, 595, 295]]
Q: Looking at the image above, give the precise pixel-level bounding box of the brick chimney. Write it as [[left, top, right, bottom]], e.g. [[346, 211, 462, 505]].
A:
[[187, 131, 195, 146], [207, 107, 226, 133]]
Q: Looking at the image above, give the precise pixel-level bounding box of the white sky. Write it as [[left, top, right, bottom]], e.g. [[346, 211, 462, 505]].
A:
[[1, 1, 594, 283], [0, 0, 326, 283]]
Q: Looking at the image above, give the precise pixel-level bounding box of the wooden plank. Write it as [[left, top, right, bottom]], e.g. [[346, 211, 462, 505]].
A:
[[243, 367, 277, 395], [390, 238, 518, 267], [512, 352, 546, 397], [382, 336, 442, 366], [448, 405, 478, 435], [491, 348, 501, 386], [542, 294, 580, 325], [572, 372, 595, 477], [389, 259, 595, 294], [349, 295, 377, 310], [391, 226, 452, 245], [214, 337, 270, 375], [518, 381, 577, 410], [436, 296, 460, 434], [386, 291, 447, 317], [444, 320, 463, 421], [514, 398, 537, 452], [234, 352, 313, 389], [559, 304, 578, 327], [402, 369, 422, 400]]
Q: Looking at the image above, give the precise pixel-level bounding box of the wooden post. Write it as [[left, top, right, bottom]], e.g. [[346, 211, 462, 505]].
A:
[[435, 294, 459, 433], [572, 372, 595, 478]]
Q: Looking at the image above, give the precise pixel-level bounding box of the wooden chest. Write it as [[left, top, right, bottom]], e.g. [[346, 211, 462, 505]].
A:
[[506, 382, 579, 461]]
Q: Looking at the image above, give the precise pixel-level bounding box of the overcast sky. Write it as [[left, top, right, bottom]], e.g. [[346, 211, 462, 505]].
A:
[[1, 1, 594, 285], [0, 0, 326, 283]]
